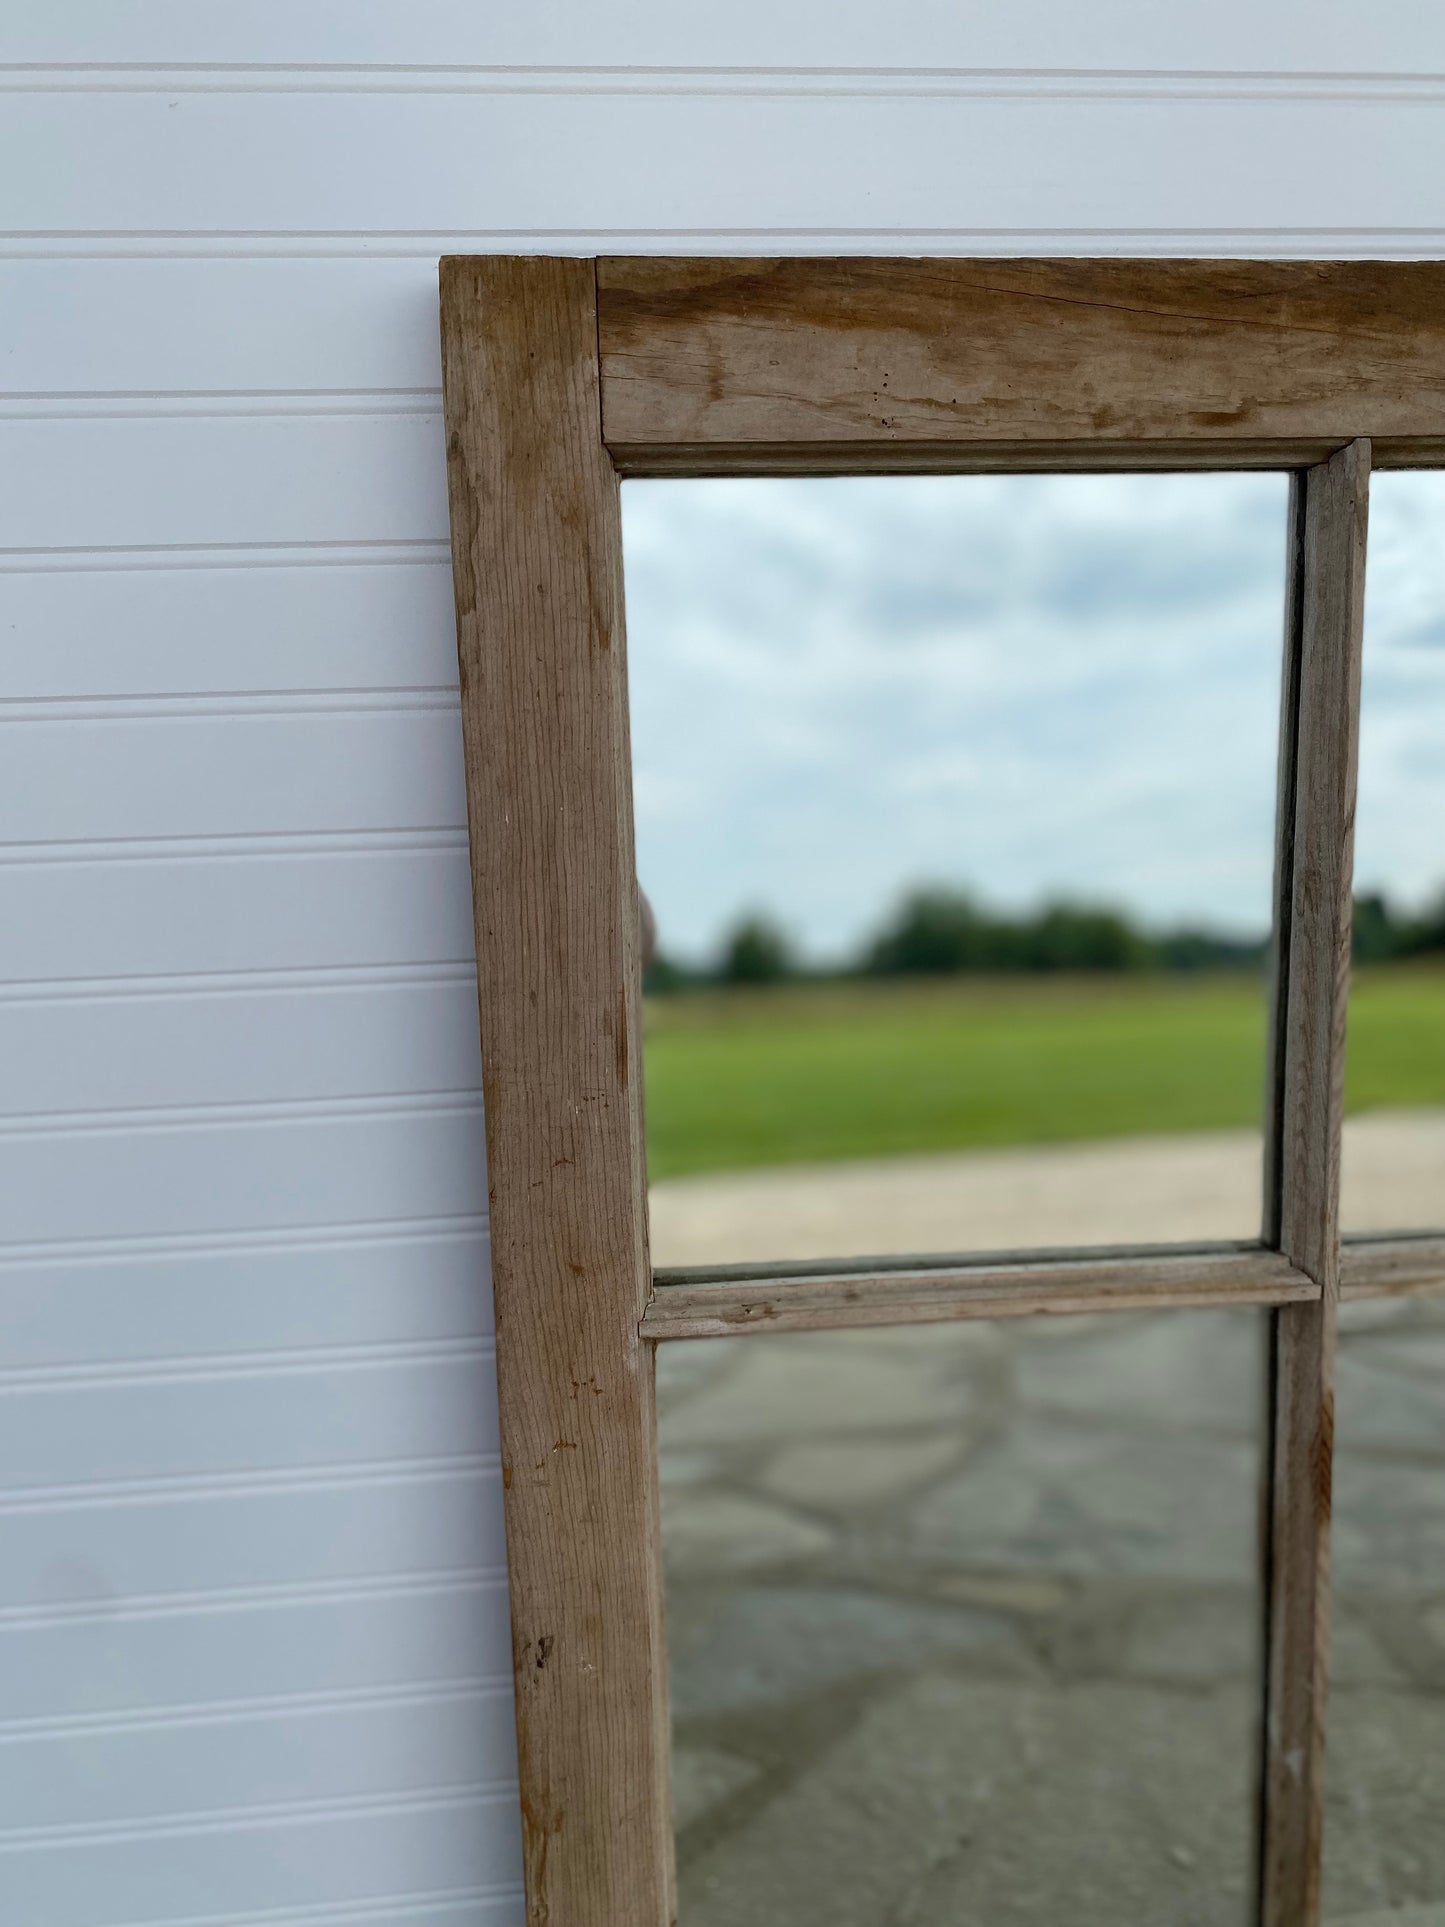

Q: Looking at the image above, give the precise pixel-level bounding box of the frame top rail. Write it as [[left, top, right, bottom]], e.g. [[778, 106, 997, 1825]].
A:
[[595, 257, 1445, 471]]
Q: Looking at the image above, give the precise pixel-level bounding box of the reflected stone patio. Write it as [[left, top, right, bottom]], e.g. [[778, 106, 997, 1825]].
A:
[[657, 1287, 1445, 1924]]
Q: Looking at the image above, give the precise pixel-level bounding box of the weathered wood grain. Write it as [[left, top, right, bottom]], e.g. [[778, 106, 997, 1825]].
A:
[[1261, 439, 1369, 1927], [1340, 1234, 1445, 1299], [643, 1245, 1317, 1341], [598, 259, 1445, 468], [439, 256, 674, 1927]]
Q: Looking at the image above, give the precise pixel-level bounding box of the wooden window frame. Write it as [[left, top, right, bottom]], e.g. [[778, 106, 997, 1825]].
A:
[[438, 257, 1445, 1927]]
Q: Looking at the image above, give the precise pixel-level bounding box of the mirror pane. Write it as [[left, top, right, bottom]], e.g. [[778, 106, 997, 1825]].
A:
[[623, 474, 1288, 1268], [659, 1307, 1267, 1925], [1322, 1293, 1445, 1918], [1343, 471, 1445, 1237]]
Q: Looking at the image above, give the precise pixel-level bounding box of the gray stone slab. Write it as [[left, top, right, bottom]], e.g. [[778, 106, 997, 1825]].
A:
[[667, 1582, 1026, 1721], [1334, 1458, 1445, 1590], [1110, 1585, 1261, 1687], [1337, 1345, 1445, 1454], [672, 1744, 761, 1833], [913, 1418, 1258, 1584], [1322, 1686, 1445, 1918], [758, 1432, 961, 1512], [1326, 1909, 1445, 1926], [1013, 1307, 1265, 1436], [658, 1327, 977, 1451], [661, 1488, 833, 1578], [679, 1671, 1257, 1927]]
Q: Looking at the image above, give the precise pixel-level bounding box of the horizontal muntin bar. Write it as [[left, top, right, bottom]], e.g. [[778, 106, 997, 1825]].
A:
[[642, 1241, 1316, 1340], [1340, 1233, 1445, 1299]]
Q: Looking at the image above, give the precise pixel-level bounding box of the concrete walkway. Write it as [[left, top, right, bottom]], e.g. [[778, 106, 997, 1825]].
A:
[[650, 1107, 1445, 1267]]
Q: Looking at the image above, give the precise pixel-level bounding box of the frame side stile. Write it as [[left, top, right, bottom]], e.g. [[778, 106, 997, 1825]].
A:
[[439, 254, 675, 1927], [597, 258, 680, 1927], [1261, 439, 1370, 1927]]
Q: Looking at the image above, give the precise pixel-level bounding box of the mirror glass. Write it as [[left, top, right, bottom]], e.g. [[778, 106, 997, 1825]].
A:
[[659, 1307, 1267, 1924], [1322, 1292, 1445, 1917], [623, 474, 1289, 1269], [1343, 471, 1445, 1237]]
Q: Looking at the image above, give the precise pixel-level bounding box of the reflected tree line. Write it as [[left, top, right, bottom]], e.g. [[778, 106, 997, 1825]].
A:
[[644, 885, 1445, 992]]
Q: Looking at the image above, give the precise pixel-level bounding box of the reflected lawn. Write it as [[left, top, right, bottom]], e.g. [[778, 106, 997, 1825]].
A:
[[643, 964, 1445, 1180]]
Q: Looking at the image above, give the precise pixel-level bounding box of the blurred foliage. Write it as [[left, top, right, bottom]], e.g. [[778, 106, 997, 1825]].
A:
[[718, 913, 793, 986], [1351, 889, 1445, 965], [644, 883, 1267, 993], [643, 885, 1445, 997]]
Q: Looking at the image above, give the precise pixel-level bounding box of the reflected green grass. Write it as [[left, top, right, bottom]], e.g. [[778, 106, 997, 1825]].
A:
[[642, 965, 1445, 1180]]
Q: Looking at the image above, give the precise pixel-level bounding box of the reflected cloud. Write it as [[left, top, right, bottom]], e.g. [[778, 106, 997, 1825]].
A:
[[623, 470, 1444, 964]]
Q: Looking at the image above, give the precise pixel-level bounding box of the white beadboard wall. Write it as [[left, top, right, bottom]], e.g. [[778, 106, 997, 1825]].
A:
[[1, 7, 1442, 1923]]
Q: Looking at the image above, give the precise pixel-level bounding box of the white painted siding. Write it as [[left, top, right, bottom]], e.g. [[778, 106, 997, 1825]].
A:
[[0, 6, 1441, 1921]]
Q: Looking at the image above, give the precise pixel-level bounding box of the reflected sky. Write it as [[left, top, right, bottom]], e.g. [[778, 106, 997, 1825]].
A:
[[622, 472, 1445, 966]]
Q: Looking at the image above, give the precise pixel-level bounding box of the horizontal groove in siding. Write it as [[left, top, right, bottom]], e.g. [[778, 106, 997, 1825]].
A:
[[0, 1675, 512, 1745], [0, 415, 446, 550], [0, 259, 448, 394], [0, 846, 477, 981], [0, 985, 482, 1134], [0, 1213, 488, 1270], [10, 230, 1445, 264], [0, 5, 1437, 73], [0, 962, 477, 1004], [0, 541, 450, 570], [0, 1091, 484, 1139], [0, 1466, 507, 1615], [2, 1006, 479, 1137], [0, 1672, 520, 1765], [0, 1232, 494, 1372], [0, 390, 439, 416], [0, 1567, 508, 1633], [7, 66, 1445, 99], [0, 1335, 494, 1392], [0, 831, 468, 870], [0, 1451, 501, 1515], [68, 1894, 523, 1927], [0, 1678, 512, 1741], [0, 692, 457, 719], [0, 716, 466, 847], [0, 1570, 516, 1724], [4, 93, 1445, 237], [0, 1105, 489, 1249], [0, 1358, 500, 1498], [101, 1890, 525, 1927], [0, 1798, 522, 1927], [0, 1780, 518, 1851], [0, 1693, 520, 1840]]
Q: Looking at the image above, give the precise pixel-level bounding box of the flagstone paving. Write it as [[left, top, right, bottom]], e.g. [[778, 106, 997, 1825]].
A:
[[657, 1295, 1445, 1924]]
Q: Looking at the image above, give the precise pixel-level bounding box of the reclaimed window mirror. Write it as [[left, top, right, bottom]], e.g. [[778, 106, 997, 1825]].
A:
[[439, 257, 1445, 1927]]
